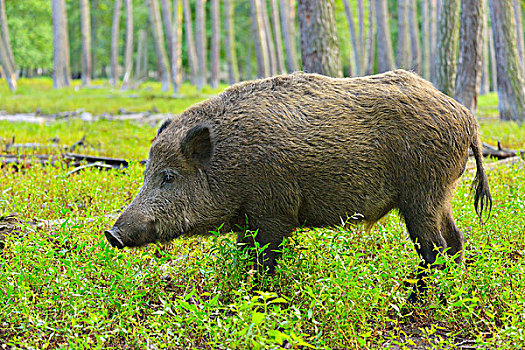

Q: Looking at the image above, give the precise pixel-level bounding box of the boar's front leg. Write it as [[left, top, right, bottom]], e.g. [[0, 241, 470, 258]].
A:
[[237, 215, 297, 274]]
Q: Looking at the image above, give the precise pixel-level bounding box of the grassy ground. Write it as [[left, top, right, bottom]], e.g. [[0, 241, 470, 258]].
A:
[[0, 82, 524, 349], [0, 78, 226, 115]]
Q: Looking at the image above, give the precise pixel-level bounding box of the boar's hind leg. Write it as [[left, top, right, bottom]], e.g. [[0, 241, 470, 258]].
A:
[[400, 201, 448, 302], [440, 204, 465, 263], [239, 216, 297, 275]]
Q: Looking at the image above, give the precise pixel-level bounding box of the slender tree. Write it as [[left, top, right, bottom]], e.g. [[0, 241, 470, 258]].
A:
[[210, 0, 220, 87], [365, 0, 375, 74], [250, 0, 270, 77], [111, 0, 122, 86], [429, 0, 438, 82], [374, 0, 394, 72], [0, 0, 16, 91], [224, 0, 239, 84], [408, 0, 421, 73], [489, 0, 525, 121], [80, 0, 91, 85], [421, 0, 430, 79], [0, 0, 15, 72], [357, 0, 366, 74], [434, 0, 460, 96], [396, 0, 411, 69], [195, 0, 206, 89], [479, 7, 490, 95], [183, 0, 198, 85], [121, 0, 133, 88], [270, 0, 285, 74], [342, 0, 360, 75], [261, 0, 277, 75], [91, 0, 98, 78], [171, 0, 183, 94], [136, 29, 148, 79], [160, 0, 173, 62], [279, 0, 297, 72], [297, 0, 342, 77], [52, 0, 71, 88], [454, 0, 484, 113], [147, 0, 171, 91]]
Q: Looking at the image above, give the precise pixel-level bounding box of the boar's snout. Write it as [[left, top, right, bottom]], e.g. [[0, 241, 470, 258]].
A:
[[105, 229, 124, 249], [105, 208, 158, 248]]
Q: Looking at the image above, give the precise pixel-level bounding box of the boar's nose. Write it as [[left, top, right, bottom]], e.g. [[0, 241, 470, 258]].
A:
[[105, 230, 124, 249]]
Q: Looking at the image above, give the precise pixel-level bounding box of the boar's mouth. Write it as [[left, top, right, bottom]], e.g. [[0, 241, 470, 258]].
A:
[[104, 229, 125, 249]]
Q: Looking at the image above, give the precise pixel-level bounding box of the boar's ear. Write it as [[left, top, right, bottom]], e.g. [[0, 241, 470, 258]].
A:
[[181, 124, 214, 168], [156, 119, 172, 137]]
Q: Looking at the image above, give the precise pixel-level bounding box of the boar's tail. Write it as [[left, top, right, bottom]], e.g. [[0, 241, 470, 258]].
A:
[[470, 133, 492, 222]]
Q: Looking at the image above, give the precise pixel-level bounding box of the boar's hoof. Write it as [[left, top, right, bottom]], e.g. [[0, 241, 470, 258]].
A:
[[105, 230, 124, 249]]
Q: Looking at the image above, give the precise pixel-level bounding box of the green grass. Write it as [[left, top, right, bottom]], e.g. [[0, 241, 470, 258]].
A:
[[0, 78, 226, 115], [0, 84, 524, 349]]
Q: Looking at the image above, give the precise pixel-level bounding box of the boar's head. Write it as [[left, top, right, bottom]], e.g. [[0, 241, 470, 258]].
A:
[[105, 119, 219, 249]]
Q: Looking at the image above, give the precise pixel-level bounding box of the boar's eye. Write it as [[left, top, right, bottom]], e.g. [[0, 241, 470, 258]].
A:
[[162, 169, 179, 185]]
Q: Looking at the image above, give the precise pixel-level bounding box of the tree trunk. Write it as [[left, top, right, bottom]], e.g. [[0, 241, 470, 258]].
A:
[[421, 0, 430, 79], [80, 0, 92, 85], [396, 0, 411, 69], [479, 8, 490, 95], [408, 0, 421, 73], [136, 29, 147, 79], [91, 0, 98, 78], [183, 0, 198, 85], [297, 0, 342, 77], [121, 0, 133, 88], [454, 0, 484, 113], [0, 0, 15, 72], [52, 0, 71, 88], [279, 0, 297, 72], [224, 0, 239, 84], [0, 0, 16, 91], [365, 0, 375, 75], [171, 0, 183, 94], [434, 0, 460, 96], [210, 0, 220, 88], [513, 0, 524, 68], [270, 0, 285, 74], [147, 0, 171, 91], [195, 0, 207, 90], [488, 19, 497, 93], [111, 0, 121, 87], [489, 0, 525, 121], [260, 0, 277, 76], [357, 0, 366, 74], [342, 0, 360, 75], [429, 0, 438, 83], [374, 0, 394, 73], [160, 0, 173, 63], [250, 0, 270, 77]]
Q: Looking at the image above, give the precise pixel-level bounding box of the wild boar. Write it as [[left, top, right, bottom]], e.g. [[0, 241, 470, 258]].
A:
[[105, 70, 491, 298]]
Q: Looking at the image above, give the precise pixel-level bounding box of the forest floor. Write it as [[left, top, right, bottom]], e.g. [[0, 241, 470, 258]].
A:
[[0, 79, 524, 349]]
